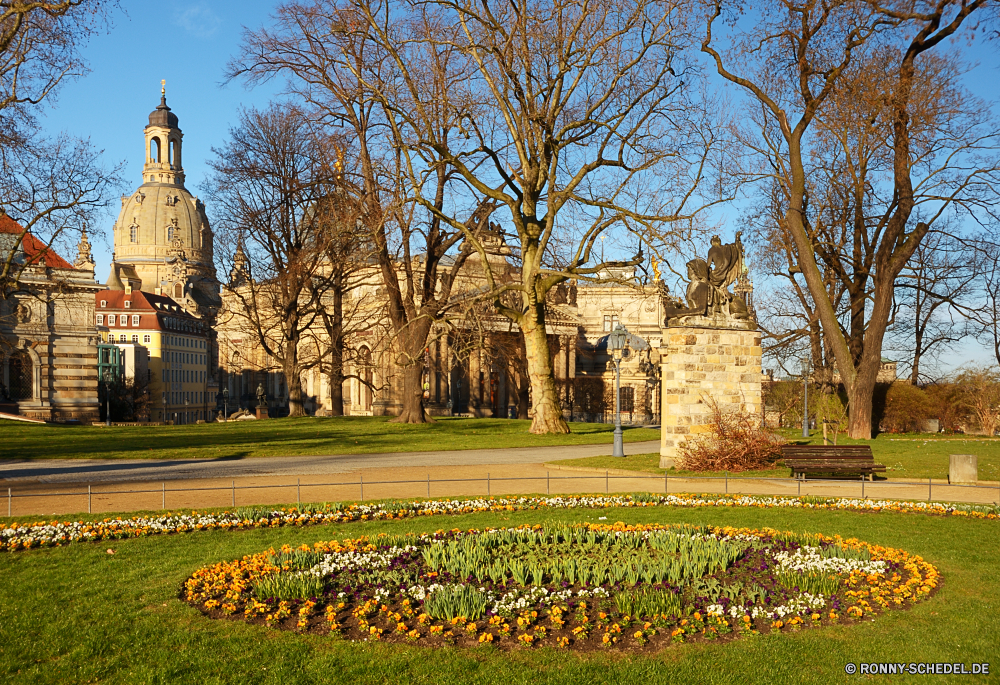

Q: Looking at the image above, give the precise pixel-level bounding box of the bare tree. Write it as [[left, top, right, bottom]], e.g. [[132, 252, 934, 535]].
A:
[[967, 233, 1000, 368], [300, 192, 387, 415], [954, 365, 1000, 436], [346, 0, 728, 433], [206, 104, 354, 417], [703, 0, 999, 438], [1, 0, 120, 316], [891, 229, 976, 384], [229, 1, 496, 424]]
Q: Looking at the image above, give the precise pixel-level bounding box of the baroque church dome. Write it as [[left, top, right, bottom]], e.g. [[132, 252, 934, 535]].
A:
[[111, 84, 220, 317]]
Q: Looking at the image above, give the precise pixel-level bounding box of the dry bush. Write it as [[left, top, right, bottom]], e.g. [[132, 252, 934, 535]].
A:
[[880, 382, 934, 434], [678, 396, 785, 472]]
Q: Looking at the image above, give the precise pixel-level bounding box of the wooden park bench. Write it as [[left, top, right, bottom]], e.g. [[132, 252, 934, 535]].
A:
[[780, 445, 886, 481]]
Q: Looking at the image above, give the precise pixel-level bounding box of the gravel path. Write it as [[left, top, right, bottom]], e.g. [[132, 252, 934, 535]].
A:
[[0, 441, 662, 485]]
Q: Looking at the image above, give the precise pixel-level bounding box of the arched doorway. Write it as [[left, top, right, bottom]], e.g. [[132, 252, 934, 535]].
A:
[[6, 351, 32, 400]]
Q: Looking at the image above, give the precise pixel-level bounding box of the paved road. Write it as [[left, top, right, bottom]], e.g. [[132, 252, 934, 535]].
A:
[[0, 441, 662, 485]]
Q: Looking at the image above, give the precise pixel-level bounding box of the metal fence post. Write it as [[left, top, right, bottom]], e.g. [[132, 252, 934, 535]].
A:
[[7, 487, 10, 517], [798, 478, 801, 497], [664, 473, 667, 495], [487, 472, 490, 496], [88, 484, 92, 514], [360, 474, 364, 501], [606, 470, 609, 494], [162, 482, 165, 510], [861, 476, 865, 499], [297, 478, 300, 509], [725, 471, 728, 494], [547, 471, 550, 495], [928, 477, 932, 502]]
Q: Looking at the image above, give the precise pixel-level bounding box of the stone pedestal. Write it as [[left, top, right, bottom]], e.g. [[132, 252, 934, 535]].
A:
[[256, 405, 269, 420], [949, 454, 977, 484], [659, 321, 762, 468]]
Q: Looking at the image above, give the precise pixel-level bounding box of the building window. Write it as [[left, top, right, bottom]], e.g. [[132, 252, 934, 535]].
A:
[[96, 314, 104, 325], [7, 351, 33, 400], [100, 300, 106, 308], [132, 335, 139, 343], [108, 314, 116, 326], [143, 334, 151, 344], [129, 224, 137, 243], [603, 314, 619, 332], [124, 300, 131, 308], [132, 315, 140, 326], [621, 386, 635, 414], [174, 283, 183, 299]]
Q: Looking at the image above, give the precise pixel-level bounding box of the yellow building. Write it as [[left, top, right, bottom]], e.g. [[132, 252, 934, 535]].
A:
[[95, 263, 212, 423]]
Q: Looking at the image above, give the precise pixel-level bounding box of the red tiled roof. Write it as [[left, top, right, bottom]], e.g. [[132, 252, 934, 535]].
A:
[[95, 289, 204, 332], [0, 214, 75, 270]]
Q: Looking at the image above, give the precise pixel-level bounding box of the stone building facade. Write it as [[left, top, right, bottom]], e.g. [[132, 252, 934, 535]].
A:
[[0, 215, 103, 421]]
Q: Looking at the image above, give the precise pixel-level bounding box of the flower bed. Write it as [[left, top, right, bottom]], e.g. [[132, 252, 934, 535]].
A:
[[2, 493, 997, 552], [183, 523, 939, 652]]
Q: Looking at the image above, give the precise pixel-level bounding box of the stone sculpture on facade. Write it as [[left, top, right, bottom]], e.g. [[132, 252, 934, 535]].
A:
[[662, 232, 750, 325]]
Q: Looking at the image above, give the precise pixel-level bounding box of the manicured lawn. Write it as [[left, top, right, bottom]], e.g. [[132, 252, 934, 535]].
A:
[[549, 430, 1000, 482], [0, 417, 660, 461], [0, 499, 994, 684]]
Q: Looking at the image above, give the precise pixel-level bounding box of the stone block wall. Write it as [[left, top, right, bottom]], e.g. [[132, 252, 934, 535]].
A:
[[659, 326, 762, 468]]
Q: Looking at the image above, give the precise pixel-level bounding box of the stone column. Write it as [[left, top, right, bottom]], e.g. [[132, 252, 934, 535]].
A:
[[659, 324, 762, 468], [470, 347, 482, 416]]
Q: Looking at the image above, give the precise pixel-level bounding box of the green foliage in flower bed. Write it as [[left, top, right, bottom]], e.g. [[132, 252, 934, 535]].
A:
[[252, 573, 325, 602], [419, 525, 747, 589]]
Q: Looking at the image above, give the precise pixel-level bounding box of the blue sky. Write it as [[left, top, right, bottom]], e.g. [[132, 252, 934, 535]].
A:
[[38, 2, 283, 282]]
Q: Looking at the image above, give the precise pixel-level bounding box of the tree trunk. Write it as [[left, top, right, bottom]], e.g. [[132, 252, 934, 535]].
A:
[[521, 316, 569, 434], [846, 353, 881, 439], [389, 319, 434, 423], [328, 362, 344, 416], [325, 284, 345, 416], [516, 376, 530, 420], [391, 362, 433, 423], [285, 353, 306, 418]]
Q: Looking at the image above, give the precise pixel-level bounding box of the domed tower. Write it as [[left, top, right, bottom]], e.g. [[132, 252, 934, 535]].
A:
[[112, 82, 220, 318]]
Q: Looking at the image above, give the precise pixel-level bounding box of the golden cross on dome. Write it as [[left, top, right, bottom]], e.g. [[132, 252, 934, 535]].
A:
[[161, 79, 166, 95]]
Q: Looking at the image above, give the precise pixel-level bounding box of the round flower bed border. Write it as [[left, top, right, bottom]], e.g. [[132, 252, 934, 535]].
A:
[[1, 493, 997, 553], [182, 523, 941, 653]]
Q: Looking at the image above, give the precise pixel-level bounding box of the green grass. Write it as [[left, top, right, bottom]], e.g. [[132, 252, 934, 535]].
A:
[[0, 416, 660, 461], [0, 500, 995, 684], [549, 430, 1000, 482]]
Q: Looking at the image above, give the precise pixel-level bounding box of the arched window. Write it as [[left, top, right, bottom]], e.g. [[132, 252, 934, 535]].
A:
[[129, 224, 138, 243], [167, 225, 174, 242], [174, 283, 183, 299], [169, 139, 180, 168], [7, 351, 32, 400], [150, 137, 161, 163]]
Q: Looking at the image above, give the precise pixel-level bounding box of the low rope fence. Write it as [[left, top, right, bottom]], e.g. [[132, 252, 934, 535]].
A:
[[5, 470, 1000, 517]]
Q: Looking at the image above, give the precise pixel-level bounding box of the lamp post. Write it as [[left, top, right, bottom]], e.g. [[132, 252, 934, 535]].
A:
[[103, 369, 112, 427], [801, 356, 810, 438], [222, 387, 229, 421], [608, 323, 629, 457], [184, 396, 190, 426]]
